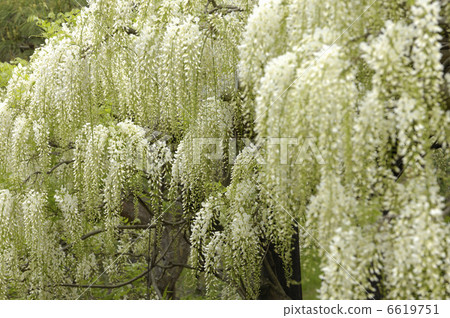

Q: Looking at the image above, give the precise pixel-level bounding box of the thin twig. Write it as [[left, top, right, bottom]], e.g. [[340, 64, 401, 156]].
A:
[[23, 160, 74, 184], [154, 223, 187, 265], [151, 271, 163, 299], [47, 160, 75, 174], [60, 269, 149, 289], [156, 262, 197, 270], [209, 5, 243, 14], [212, 270, 247, 299], [147, 225, 152, 299], [205, 0, 243, 15], [137, 195, 185, 226], [62, 224, 157, 251]]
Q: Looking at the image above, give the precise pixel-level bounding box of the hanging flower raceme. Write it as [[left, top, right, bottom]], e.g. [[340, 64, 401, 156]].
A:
[[238, 0, 450, 299], [171, 97, 234, 215], [74, 120, 172, 222], [190, 147, 263, 299]]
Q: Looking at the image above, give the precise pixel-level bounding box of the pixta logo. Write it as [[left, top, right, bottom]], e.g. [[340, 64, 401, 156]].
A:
[[192, 137, 325, 165]]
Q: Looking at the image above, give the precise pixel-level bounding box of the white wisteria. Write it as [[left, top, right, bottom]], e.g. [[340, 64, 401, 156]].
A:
[[0, 0, 449, 300]]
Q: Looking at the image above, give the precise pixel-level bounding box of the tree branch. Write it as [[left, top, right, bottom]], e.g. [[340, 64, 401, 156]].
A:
[[205, 0, 243, 15], [263, 257, 291, 300], [156, 262, 197, 270], [47, 160, 75, 174], [23, 160, 75, 184], [151, 271, 163, 299], [60, 269, 149, 289], [62, 224, 157, 251], [154, 223, 187, 265], [208, 5, 243, 14]]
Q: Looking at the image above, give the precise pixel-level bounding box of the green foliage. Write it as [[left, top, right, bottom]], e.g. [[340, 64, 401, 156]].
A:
[[0, 58, 27, 96], [300, 246, 321, 300], [29, 9, 81, 39], [0, 0, 86, 62]]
